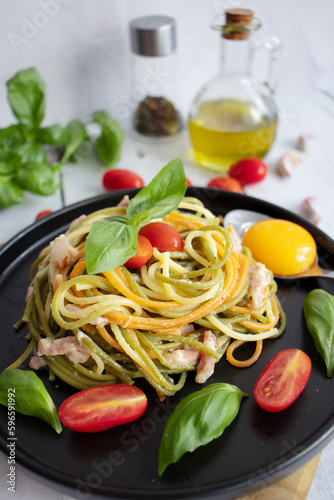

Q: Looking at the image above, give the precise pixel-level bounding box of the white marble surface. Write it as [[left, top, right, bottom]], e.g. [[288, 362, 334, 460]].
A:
[[0, 0, 334, 499]]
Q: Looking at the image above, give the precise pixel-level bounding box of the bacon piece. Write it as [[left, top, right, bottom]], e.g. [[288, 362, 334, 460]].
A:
[[50, 234, 79, 269], [29, 356, 47, 371], [249, 262, 271, 309], [37, 337, 90, 364], [276, 152, 302, 177], [195, 330, 218, 384], [299, 197, 321, 225], [227, 225, 242, 255], [164, 344, 200, 367], [117, 195, 130, 208]]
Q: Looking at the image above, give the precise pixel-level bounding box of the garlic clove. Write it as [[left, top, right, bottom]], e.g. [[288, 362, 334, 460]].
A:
[[299, 197, 321, 225], [276, 152, 302, 177]]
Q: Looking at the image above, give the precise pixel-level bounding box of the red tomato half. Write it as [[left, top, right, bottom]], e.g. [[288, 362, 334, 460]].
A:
[[207, 176, 243, 194], [254, 349, 311, 412], [35, 210, 53, 221], [139, 222, 184, 252], [59, 384, 147, 432], [229, 158, 267, 185], [103, 169, 144, 191], [124, 235, 153, 269]]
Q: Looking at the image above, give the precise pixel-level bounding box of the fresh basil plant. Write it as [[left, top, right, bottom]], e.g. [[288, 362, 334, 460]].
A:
[[0, 67, 123, 209], [304, 289, 334, 377], [158, 383, 248, 476], [85, 157, 186, 274]]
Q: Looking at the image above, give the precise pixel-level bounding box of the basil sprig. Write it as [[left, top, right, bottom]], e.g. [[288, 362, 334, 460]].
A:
[[304, 289, 334, 377], [0, 369, 62, 434], [85, 158, 186, 274], [158, 383, 248, 476], [0, 67, 123, 208]]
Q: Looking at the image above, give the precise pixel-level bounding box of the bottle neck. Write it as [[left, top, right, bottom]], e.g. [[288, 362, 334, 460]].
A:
[[219, 37, 252, 75]]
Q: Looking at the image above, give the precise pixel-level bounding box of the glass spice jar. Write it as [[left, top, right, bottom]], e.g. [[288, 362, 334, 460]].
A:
[[129, 15, 183, 141]]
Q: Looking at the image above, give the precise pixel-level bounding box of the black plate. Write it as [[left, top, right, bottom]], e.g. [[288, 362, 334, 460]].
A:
[[1, 188, 334, 500]]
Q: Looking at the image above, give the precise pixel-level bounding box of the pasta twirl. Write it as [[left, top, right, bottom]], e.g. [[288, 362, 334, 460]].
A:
[[14, 197, 286, 397]]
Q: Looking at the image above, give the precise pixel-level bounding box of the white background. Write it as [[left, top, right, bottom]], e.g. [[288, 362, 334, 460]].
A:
[[0, 1, 334, 499]]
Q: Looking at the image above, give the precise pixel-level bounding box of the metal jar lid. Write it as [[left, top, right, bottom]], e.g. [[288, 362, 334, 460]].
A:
[[129, 15, 176, 57]]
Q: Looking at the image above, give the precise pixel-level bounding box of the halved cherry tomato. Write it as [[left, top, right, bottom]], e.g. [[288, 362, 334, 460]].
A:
[[124, 234, 153, 269], [35, 210, 53, 221], [59, 385, 147, 432], [139, 222, 184, 252], [254, 348, 311, 412], [103, 169, 144, 191], [229, 158, 267, 185], [207, 176, 243, 194]]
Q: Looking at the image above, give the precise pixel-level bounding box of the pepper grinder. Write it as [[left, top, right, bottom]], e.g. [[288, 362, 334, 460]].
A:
[[129, 15, 183, 141]]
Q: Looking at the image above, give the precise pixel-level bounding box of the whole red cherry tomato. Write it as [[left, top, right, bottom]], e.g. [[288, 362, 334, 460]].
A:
[[35, 210, 53, 221], [124, 235, 153, 269], [207, 176, 243, 193], [103, 169, 144, 191], [59, 385, 147, 432], [254, 348, 312, 412], [139, 222, 184, 252], [229, 158, 267, 185]]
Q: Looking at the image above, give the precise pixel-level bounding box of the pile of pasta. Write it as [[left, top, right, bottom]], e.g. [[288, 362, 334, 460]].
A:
[[15, 197, 285, 397]]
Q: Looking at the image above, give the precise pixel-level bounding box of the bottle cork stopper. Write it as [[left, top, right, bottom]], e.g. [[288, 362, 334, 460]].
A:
[[223, 8, 254, 40]]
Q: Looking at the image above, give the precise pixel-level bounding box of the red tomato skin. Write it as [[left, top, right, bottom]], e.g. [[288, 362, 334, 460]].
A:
[[254, 349, 312, 413], [124, 235, 153, 269], [59, 385, 147, 432], [229, 158, 267, 185], [35, 210, 53, 221], [206, 176, 243, 194], [103, 169, 144, 191], [139, 222, 184, 252], [186, 178, 193, 186]]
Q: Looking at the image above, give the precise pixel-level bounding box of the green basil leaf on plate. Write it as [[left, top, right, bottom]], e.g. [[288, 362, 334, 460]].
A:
[[158, 383, 248, 476], [85, 220, 138, 274], [0, 369, 62, 434], [127, 157, 186, 220], [304, 289, 334, 377]]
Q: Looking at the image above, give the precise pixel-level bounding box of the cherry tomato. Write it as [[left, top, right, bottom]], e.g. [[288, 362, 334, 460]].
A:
[[186, 178, 193, 186], [35, 210, 53, 221], [139, 222, 184, 252], [59, 384, 147, 432], [207, 176, 243, 194], [103, 169, 144, 191], [229, 158, 267, 185], [124, 235, 153, 269], [254, 349, 311, 412]]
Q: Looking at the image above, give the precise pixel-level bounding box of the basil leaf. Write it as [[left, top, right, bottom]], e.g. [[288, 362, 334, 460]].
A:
[[15, 162, 58, 195], [0, 175, 23, 208], [0, 369, 62, 434], [85, 220, 138, 274], [6, 67, 45, 128], [158, 383, 248, 476], [57, 119, 87, 168], [36, 124, 70, 146], [92, 110, 123, 167], [304, 289, 334, 377], [127, 158, 186, 220], [15, 140, 47, 164]]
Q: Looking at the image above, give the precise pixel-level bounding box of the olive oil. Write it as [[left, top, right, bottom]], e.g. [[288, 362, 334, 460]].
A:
[[188, 99, 277, 172]]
